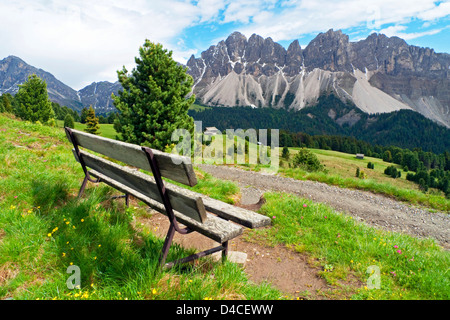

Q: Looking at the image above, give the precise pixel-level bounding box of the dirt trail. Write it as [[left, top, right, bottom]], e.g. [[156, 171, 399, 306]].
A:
[[198, 164, 450, 249]]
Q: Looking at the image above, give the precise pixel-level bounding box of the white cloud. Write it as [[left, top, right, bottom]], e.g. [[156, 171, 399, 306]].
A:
[[417, 1, 450, 21], [0, 0, 448, 90], [0, 0, 201, 89], [229, 0, 448, 42], [379, 24, 446, 41]]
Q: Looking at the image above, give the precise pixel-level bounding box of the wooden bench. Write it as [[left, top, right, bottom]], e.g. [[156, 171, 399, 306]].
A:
[[65, 128, 271, 268]]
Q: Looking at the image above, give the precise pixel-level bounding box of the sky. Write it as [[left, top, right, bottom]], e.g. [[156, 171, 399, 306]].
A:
[[0, 0, 449, 90]]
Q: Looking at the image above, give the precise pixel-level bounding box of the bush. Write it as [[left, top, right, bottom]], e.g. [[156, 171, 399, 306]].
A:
[[384, 165, 401, 179], [292, 148, 324, 172], [282, 146, 290, 160], [367, 162, 375, 169], [64, 114, 75, 129]]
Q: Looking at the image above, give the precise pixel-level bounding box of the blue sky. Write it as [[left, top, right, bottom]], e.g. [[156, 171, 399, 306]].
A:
[[0, 0, 449, 90]]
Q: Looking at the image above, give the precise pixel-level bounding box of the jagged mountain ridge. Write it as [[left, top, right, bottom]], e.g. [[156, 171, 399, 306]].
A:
[[1, 29, 449, 128], [0, 55, 118, 113], [186, 30, 450, 128]]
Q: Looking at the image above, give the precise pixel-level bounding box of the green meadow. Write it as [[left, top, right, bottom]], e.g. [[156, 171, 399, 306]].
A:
[[1, 113, 449, 300]]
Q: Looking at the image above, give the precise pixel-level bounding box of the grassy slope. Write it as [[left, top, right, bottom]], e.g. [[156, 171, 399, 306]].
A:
[[252, 193, 449, 300], [1, 113, 449, 300], [279, 148, 450, 212], [0, 114, 281, 300]]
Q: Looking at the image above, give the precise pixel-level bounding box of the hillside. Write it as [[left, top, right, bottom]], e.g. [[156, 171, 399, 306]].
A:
[[189, 94, 450, 154], [1, 113, 449, 301]]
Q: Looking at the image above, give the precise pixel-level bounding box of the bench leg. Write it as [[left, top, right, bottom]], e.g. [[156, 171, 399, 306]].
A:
[[222, 241, 229, 263], [159, 224, 176, 267], [78, 176, 89, 198]]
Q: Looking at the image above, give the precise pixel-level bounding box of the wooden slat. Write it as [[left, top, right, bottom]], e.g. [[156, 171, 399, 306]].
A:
[[79, 150, 207, 223], [163, 181, 272, 229], [89, 170, 243, 243], [66, 128, 197, 187]]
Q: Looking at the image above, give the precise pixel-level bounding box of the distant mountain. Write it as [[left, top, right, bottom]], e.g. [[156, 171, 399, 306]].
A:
[[1, 29, 450, 130], [0, 55, 83, 111], [186, 30, 450, 128], [77, 80, 121, 113], [0, 55, 119, 113]]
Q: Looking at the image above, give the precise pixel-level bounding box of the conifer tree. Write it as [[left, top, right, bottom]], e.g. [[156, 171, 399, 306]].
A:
[[80, 107, 89, 124], [112, 40, 195, 150], [84, 106, 100, 135], [15, 74, 55, 123], [64, 113, 75, 129]]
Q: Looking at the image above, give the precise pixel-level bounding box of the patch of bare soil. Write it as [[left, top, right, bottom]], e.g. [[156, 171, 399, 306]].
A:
[[136, 197, 359, 300], [134, 163, 448, 299]]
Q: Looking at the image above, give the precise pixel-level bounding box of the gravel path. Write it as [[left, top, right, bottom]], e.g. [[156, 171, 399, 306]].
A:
[[198, 164, 450, 250]]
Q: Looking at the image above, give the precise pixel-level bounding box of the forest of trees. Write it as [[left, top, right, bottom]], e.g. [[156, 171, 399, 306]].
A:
[[189, 94, 450, 154], [190, 94, 450, 197]]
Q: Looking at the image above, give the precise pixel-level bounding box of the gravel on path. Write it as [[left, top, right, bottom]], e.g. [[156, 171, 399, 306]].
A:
[[198, 164, 450, 250]]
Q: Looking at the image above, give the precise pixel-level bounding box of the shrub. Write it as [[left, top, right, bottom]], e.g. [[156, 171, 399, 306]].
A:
[[282, 146, 290, 160], [384, 165, 401, 179], [64, 114, 75, 129], [292, 148, 324, 172]]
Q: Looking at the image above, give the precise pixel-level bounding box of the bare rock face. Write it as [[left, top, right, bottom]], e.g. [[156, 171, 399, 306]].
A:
[[187, 30, 450, 127]]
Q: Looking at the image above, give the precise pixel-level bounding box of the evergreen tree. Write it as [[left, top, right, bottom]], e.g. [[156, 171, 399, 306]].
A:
[[282, 146, 290, 159], [64, 113, 75, 129], [84, 106, 100, 135], [112, 40, 195, 150], [14, 74, 55, 123], [0, 95, 5, 112], [382, 150, 392, 162], [80, 107, 89, 124]]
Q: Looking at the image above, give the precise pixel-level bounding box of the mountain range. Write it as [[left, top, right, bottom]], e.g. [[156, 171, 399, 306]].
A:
[[1, 29, 449, 129], [0, 55, 119, 113], [187, 29, 450, 128]]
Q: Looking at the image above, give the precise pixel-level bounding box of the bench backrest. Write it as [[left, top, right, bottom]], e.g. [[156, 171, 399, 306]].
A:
[[65, 128, 197, 187], [65, 128, 207, 223]]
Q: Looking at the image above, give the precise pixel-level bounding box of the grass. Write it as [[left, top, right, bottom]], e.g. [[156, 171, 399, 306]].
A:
[[2, 113, 449, 300], [0, 114, 282, 300], [279, 148, 450, 212], [56, 120, 117, 139], [249, 192, 450, 300]]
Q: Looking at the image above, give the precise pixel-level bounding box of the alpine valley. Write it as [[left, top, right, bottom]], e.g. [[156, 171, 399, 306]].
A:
[[1, 29, 450, 152]]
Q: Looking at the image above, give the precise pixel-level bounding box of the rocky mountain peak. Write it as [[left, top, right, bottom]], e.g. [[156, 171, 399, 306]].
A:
[[187, 30, 450, 127]]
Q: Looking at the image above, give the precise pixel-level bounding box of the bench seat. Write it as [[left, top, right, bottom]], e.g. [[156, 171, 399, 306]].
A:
[[89, 169, 244, 243]]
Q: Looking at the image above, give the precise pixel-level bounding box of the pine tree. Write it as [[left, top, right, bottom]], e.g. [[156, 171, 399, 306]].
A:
[[0, 93, 14, 113], [282, 146, 290, 159], [112, 40, 195, 150], [64, 113, 75, 129], [80, 107, 89, 124], [14, 74, 55, 123], [84, 106, 100, 135]]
